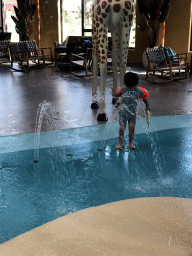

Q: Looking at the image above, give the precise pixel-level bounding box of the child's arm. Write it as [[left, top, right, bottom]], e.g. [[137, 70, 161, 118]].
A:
[[113, 92, 121, 97], [138, 87, 150, 111], [111, 87, 122, 97], [143, 98, 150, 111]]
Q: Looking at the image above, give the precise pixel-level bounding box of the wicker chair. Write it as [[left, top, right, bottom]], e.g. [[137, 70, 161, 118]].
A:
[[0, 40, 10, 64], [25, 40, 53, 65], [70, 48, 93, 78], [144, 46, 188, 83], [9, 42, 44, 71]]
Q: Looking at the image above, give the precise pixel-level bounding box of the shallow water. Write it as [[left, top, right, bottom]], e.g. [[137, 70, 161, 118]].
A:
[[1, 127, 192, 243]]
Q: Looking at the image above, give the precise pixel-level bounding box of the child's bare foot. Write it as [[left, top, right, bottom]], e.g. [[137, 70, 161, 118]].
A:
[[116, 144, 122, 150], [129, 143, 136, 150]]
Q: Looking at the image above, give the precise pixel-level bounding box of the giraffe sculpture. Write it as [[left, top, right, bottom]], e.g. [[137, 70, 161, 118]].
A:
[[91, 0, 134, 121]]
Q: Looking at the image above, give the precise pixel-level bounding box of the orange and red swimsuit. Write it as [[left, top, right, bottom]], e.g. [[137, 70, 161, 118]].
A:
[[116, 86, 149, 124]]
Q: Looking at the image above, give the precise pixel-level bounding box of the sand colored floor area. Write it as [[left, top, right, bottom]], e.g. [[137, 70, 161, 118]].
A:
[[1, 197, 192, 256]]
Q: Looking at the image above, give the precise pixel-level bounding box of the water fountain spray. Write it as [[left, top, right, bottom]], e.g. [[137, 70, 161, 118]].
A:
[[33, 100, 53, 163]]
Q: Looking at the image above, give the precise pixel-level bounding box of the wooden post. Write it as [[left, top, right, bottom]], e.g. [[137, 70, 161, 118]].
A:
[[0, 0, 3, 32], [160, 22, 165, 46], [37, 0, 41, 48]]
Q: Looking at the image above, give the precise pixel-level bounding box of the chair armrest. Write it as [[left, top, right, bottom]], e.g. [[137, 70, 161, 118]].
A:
[[55, 46, 67, 54], [39, 47, 52, 52], [148, 58, 170, 63], [56, 45, 67, 49], [29, 48, 44, 58], [39, 47, 52, 55], [173, 57, 188, 61], [71, 53, 86, 61], [39, 47, 51, 50], [172, 54, 188, 65], [174, 54, 188, 59], [175, 53, 188, 56]]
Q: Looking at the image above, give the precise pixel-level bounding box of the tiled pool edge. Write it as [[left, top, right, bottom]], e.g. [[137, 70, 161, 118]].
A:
[[0, 114, 192, 154]]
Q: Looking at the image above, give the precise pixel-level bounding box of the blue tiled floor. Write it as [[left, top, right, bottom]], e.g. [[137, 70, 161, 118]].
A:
[[0, 114, 192, 154], [1, 115, 192, 243]]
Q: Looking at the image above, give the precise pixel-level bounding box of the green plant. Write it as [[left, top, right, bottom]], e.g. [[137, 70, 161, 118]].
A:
[[137, 0, 172, 47], [11, 0, 37, 41]]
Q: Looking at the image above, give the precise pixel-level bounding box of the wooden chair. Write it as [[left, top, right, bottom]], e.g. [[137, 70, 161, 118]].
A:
[[9, 42, 44, 71], [144, 46, 189, 83], [25, 40, 53, 65], [70, 48, 93, 78], [55, 36, 93, 68], [0, 40, 10, 64], [54, 41, 67, 66]]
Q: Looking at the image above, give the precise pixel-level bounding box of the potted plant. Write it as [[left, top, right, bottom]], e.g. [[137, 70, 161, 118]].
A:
[[137, 0, 172, 48], [137, 0, 172, 68], [11, 0, 37, 41]]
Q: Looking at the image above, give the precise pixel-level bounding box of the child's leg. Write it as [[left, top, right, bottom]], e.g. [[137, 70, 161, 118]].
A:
[[128, 122, 136, 150], [116, 123, 126, 150]]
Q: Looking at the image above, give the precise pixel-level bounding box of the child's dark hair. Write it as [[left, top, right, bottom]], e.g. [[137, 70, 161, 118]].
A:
[[124, 72, 139, 87]]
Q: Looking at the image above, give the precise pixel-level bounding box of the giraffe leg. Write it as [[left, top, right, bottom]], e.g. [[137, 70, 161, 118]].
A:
[[97, 24, 108, 121], [119, 33, 128, 87], [91, 52, 99, 109], [119, 17, 132, 87], [97, 62, 108, 121], [111, 30, 119, 104], [91, 9, 99, 109], [98, 51, 108, 118], [97, 36, 108, 121]]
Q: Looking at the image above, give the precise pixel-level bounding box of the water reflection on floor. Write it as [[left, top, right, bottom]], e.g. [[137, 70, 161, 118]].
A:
[[1, 123, 192, 243]]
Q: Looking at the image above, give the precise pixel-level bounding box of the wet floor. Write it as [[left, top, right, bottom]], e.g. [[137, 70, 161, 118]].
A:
[[0, 64, 192, 136], [1, 119, 192, 243], [1, 64, 192, 246]]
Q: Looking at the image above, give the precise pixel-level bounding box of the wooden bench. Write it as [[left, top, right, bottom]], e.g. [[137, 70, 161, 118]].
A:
[[144, 46, 189, 83]]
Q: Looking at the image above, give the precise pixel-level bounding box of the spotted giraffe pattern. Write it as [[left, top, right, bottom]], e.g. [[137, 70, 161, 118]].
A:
[[91, 0, 134, 118]]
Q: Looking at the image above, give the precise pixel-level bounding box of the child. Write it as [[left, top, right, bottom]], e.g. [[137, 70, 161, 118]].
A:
[[112, 72, 150, 150]]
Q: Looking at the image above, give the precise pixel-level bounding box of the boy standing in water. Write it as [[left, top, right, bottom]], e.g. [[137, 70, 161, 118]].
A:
[[112, 72, 150, 150]]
